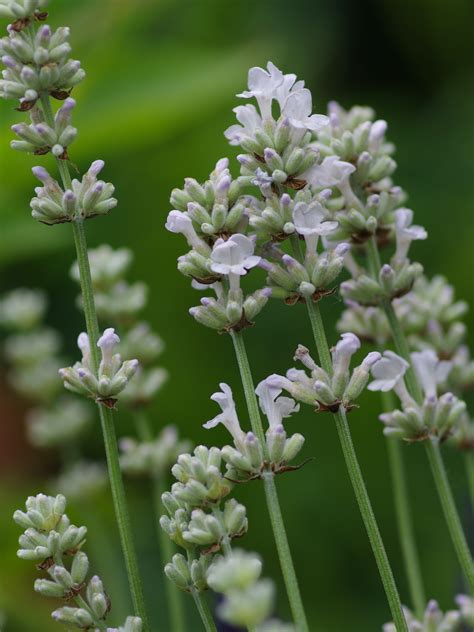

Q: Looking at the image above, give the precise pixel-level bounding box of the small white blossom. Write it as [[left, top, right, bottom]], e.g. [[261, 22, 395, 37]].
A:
[[203, 383, 246, 446], [165, 210, 204, 250], [393, 208, 427, 266], [255, 378, 299, 428], [225, 104, 263, 146], [292, 200, 338, 252], [281, 88, 328, 132], [237, 61, 285, 119], [411, 349, 452, 400], [368, 351, 409, 393], [304, 156, 355, 189], [210, 234, 260, 291]]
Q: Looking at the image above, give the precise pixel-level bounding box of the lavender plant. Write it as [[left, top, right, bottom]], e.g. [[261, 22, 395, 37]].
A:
[[3, 1, 474, 630], [165, 60, 474, 630], [0, 2, 148, 627]]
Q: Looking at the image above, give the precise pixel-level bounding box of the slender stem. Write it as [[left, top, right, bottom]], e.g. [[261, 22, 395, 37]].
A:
[[305, 301, 408, 631], [464, 453, 474, 511], [134, 409, 186, 632], [39, 94, 148, 629], [425, 440, 474, 593], [366, 235, 474, 593], [187, 552, 218, 632], [230, 330, 309, 632], [385, 436, 426, 617], [365, 240, 425, 616]]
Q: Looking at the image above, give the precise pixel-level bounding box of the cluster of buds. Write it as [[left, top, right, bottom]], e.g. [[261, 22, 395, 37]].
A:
[[267, 334, 381, 413], [207, 549, 277, 630], [313, 102, 401, 241], [13, 493, 140, 631], [30, 160, 117, 225], [167, 209, 270, 332], [53, 461, 107, 502], [340, 211, 425, 307], [11, 97, 76, 158], [0, 288, 92, 450], [203, 382, 305, 480], [0, 22, 84, 109], [383, 596, 474, 631], [71, 245, 167, 409], [338, 274, 474, 392], [26, 397, 91, 448], [160, 444, 290, 630], [368, 350, 466, 442], [225, 61, 328, 192], [59, 328, 139, 407], [0, 286, 46, 329], [0, 0, 47, 23], [71, 244, 147, 325], [120, 425, 191, 478], [170, 157, 249, 239]]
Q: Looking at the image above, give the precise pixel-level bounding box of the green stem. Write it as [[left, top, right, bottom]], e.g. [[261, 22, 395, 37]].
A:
[[134, 409, 186, 632], [39, 95, 148, 629], [305, 301, 408, 631], [385, 436, 425, 617], [365, 239, 425, 616], [464, 453, 474, 511], [230, 330, 309, 632], [425, 440, 474, 593], [187, 552, 217, 632], [366, 235, 474, 594]]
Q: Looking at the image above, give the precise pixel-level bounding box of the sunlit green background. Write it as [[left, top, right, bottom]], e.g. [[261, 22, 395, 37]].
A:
[[1, 0, 474, 630]]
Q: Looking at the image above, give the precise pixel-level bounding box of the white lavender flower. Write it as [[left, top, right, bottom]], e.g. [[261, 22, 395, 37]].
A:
[[267, 336, 380, 412], [207, 549, 275, 629], [369, 351, 466, 441], [392, 208, 427, 267], [52, 461, 107, 501], [0, 287, 46, 330], [169, 158, 249, 239], [120, 425, 191, 477], [59, 328, 139, 405], [26, 397, 91, 447]]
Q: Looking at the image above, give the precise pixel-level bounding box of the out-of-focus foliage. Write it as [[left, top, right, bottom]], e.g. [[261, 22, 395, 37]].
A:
[[0, 0, 473, 630]]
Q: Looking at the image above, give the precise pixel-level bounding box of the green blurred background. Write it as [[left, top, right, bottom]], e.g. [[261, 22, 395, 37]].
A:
[[1, 0, 474, 630]]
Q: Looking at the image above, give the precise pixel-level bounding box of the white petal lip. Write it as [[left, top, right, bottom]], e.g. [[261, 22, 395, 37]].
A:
[[210, 234, 260, 276], [368, 351, 408, 392]]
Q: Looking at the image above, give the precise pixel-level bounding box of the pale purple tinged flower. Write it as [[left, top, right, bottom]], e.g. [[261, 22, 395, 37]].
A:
[[165, 210, 203, 249], [368, 351, 409, 392], [292, 201, 338, 238], [411, 349, 452, 399], [224, 104, 262, 145], [255, 378, 299, 428], [203, 383, 246, 446], [303, 156, 356, 189], [210, 234, 260, 277], [281, 88, 329, 132], [393, 208, 427, 265], [237, 61, 285, 119]]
